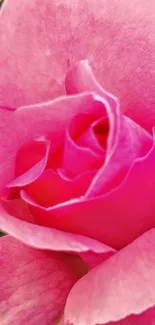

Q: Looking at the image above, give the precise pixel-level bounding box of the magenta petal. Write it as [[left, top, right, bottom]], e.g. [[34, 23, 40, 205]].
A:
[[64, 123, 102, 177], [0, 93, 100, 191], [8, 140, 50, 187], [106, 307, 155, 325], [0, 235, 80, 325], [21, 142, 155, 248], [64, 229, 155, 325], [67, 61, 153, 195], [77, 117, 107, 155], [24, 168, 96, 207], [86, 116, 152, 196]]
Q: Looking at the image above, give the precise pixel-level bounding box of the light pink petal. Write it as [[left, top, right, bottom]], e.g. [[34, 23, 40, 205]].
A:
[[64, 229, 155, 325], [0, 93, 102, 191], [66, 60, 117, 107], [21, 142, 155, 249], [0, 203, 115, 264], [1, 0, 155, 131], [24, 168, 96, 207], [60, 308, 155, 325], [0, 235, 81, 325]]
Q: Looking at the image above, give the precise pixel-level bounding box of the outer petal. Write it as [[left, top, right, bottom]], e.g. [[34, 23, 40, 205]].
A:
[[62, 308, 155, 325], [0, 235, 81, 325], [1, 0, 155, 131], [107, 308, 155, 325], [0, 203, 115, 267], [64, 229, 155, 325]]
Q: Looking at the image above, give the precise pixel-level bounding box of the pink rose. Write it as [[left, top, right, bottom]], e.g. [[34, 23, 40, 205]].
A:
[[1, 1, 155, 325], [1, 60, 155, 325]]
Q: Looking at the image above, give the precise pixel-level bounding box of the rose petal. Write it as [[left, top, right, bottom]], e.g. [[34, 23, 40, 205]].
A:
[[66, 60, 117, 106], [106, 307, 155, 325], [77, 116, 107, 155], [86, 116, 152, 196], [0, 93, 103, 191], [1, 194, 35, 223], [1, 1, 155, 132], [55, 306, 155, 325], [24, 168, 96, 207], [21, 141, 155, 248], [60, 308, 155, 325], [0, 203, 115, 265], [63, 114, 103, 177], [0, 0, 67, 106], [64, 229, 155, 325], [7, 139, 50, 187], [15, 138, 50, 177], [67, 61, 153, 195], [0, 235, 80, 325]]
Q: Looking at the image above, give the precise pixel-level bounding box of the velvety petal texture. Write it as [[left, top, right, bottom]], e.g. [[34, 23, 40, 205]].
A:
[[0, 235, 81, 325], [1, 0, 155, 132], [64, 229, 155, 325]]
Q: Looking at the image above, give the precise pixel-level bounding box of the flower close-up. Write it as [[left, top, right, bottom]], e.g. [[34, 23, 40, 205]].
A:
[[1, 0, 155, 325]]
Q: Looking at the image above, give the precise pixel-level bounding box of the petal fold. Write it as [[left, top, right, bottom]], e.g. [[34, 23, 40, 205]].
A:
[[0, 203, 115, 266], [64, 229, 155, 325]]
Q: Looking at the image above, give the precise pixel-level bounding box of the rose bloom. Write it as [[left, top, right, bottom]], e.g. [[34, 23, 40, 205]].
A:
[[1, 1, 155, 325]]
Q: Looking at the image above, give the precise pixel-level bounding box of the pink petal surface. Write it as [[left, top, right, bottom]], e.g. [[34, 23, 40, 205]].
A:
[[58, 308, 155, 325], [106, 307, 155, 325], [21, 142, 155, 248], [25, 168, 96, 207], [15, 139, 50, 177], [1, 0, 155, 131], [76, 116, 108, 155], [8, 139, 50, 187], [69, 61, 152, 196], [0, 203, 115, 265], [0, 92, 104, 191], [1, 195, 35, 223], [59, 308, 155, 325], [64, 229, 155, 325], [0, 235, 81, 325], [63, 114, 104, 177]]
